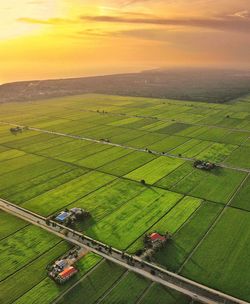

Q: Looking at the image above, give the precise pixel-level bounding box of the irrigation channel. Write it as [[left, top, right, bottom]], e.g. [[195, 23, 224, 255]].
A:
[[0, 198, 248, 304]]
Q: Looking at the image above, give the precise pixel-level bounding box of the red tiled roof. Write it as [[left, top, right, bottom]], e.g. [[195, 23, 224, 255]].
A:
[[150, 232, 166, 242], [59, 266, 77, 279]]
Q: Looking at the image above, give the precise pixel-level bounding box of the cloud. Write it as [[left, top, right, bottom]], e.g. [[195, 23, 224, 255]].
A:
[[230, 10, 250, 19], [118, 0, 155, 5], [17, 10, 250, 34], [17, 17, 76, 25], [80, 14, 250, 32]]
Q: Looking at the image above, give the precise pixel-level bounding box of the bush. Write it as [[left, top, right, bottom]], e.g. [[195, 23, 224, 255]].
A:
[[135, 249, 144, 256]]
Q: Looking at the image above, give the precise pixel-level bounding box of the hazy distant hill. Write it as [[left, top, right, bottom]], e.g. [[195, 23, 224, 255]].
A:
[[1, 68, 250, 103]]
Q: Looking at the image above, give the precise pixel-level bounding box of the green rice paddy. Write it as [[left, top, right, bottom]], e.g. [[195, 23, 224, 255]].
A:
[[0, 92, 250, 302]]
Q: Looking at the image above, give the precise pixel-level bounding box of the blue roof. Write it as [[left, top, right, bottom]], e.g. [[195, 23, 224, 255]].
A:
[[55, 212, 70, 222], [55, 260, 67, 268]]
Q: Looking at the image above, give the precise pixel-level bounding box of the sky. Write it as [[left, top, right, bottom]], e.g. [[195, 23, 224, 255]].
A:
[[0, 0, 250, 83]]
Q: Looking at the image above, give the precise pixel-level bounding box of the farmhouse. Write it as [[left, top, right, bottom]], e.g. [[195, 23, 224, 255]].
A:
[[144, 231, 170, 248], [55, 259, 67, 270], [55, 211, 71, 223], [193, 160, 216, 171], [70, 207, 86, 216], [57, 266, 78, 284], [149, 232, 167, 244], [54, 207, 90, 225], [140, 232, 170, 261], [48, 247, 83, 284]]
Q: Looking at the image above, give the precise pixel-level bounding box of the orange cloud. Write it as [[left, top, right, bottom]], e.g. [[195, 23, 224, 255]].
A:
[[80, 13, 250, 32], [17, 17, 76, 25]]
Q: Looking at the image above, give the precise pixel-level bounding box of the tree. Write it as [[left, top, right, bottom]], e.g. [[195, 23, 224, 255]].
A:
[[10, 128, 21, 136], [61, 229, 68, 236], [135, 249, 143, 256], [45, 219, 50, 226]]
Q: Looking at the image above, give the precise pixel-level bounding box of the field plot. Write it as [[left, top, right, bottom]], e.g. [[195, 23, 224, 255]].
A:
[[109, 128, 145, 144], [87, 188, 183, 249], [170, 139, 212, 158], [68, 178, 145, 223], [14, 253, 102, 304], [0, 158, 76, 196], [0, 160, 77, 197], [157, 123, 190, 135], [147, 135, 189, 153], [155, 202, 223, 271], [230, 175, 250, 211], [54, 142, 111, 163], [0, 148, 25, 161], [124, 132, 165, 148], [75, 146, 133, 169], [34, 137, 92, 157], [128, 196, 202, 254], [0, 153, 44, 176], [195, 143, 237, 163], [125, 156, 185, 185], [99, 272, 150, 304], [218, 130, 249, 145], [140, 120, 173, 132], [22, 171, 116, 216], [155, 162, 247, 204], [57, 261, 126, 304], [194, 127, 229, 142], [0, 210, 28, 240], [140, 283, 191, 304], [8, 167, 87, 204], [2, 132, 60, 150], [181, 208, 250, 302], [225, 146, 250, 169], [99, 150, 157, 176], [155, 162, 194, 189], [0, 225, 62, 281], [168, 166, 246, 204], [76, 124, 129, 140]]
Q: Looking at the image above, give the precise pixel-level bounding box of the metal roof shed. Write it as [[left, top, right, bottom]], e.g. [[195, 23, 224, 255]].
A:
[[55, 211, 70, 222]]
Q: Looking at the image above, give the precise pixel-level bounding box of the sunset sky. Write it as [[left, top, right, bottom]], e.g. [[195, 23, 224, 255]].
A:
[[0, 0, 250, 84]]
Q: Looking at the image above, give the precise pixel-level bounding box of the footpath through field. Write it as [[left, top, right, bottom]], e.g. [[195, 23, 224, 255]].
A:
[[0, 198, 248, 304], [0, 121, 249, 174]]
